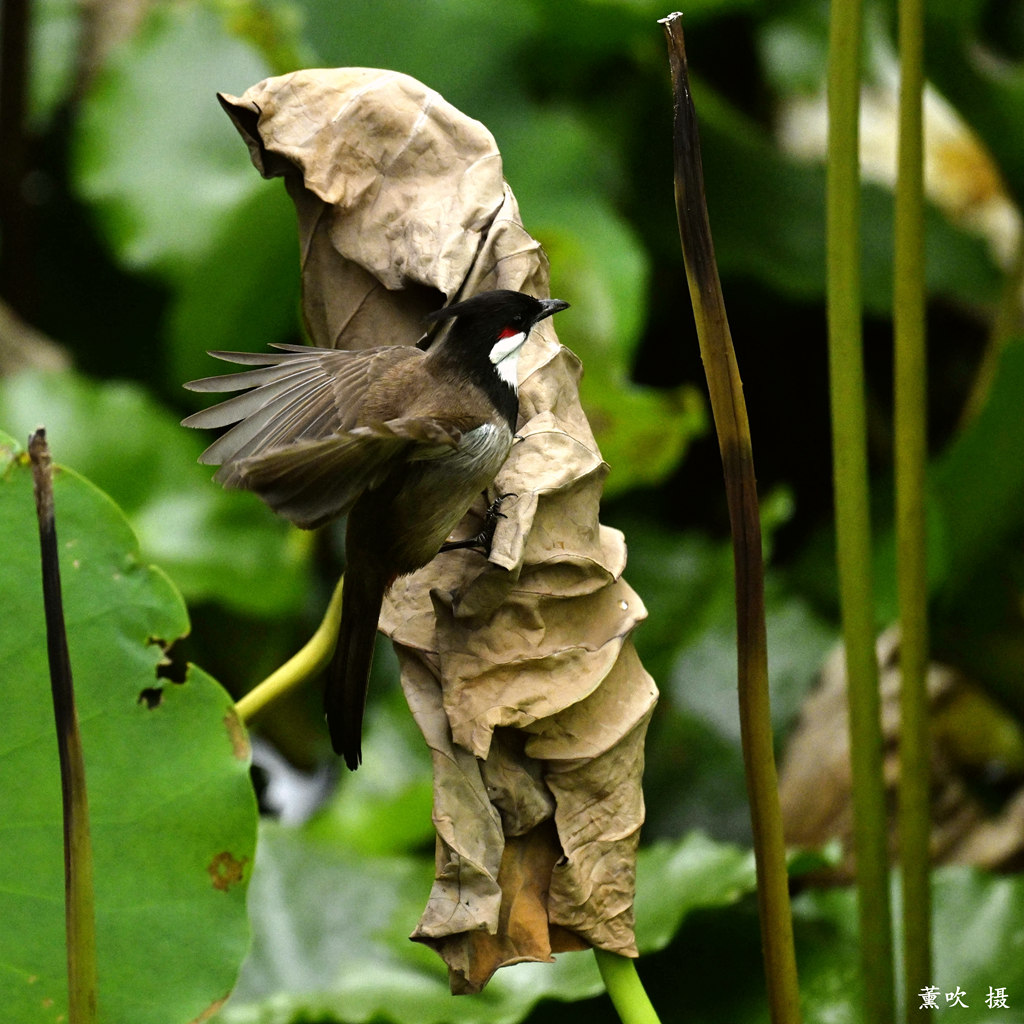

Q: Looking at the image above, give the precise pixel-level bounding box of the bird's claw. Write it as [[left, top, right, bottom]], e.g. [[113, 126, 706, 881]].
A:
[[440, 492, 517, 555]]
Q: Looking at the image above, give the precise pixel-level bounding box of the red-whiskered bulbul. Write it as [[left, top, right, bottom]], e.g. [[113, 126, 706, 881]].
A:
[[182, 290, 569, 769]]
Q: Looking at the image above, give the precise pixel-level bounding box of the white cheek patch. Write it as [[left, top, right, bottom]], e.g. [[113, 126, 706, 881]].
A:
[[489, 330, 526, 365], [489, 330, 526, 388]]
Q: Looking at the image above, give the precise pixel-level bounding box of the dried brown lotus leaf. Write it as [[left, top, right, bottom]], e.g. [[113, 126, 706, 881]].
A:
[[383, 453, 615, 628], [546, 710, 652, 956], [397, 653, 504, 930], [425, 822, 578, 996], [460, 186, 549, 298], [505, 419, 606, 495], [299, 256, 440, 352], [515, 541, 626, 601], [402, 639, 637, 988], [525, 641, 657, 762], [435, 579, 646, 760], [221, 69, 505, 293], [518, 344, 599, 446], [401, 659, 577, 991], [481, 729, 556, 837], [517, 494, 625, 585], [484, 458, 610, 580], [223, 66, 656, 988]]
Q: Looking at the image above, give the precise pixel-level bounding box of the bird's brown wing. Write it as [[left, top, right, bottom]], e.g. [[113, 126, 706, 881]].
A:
[[183, 345, 473, 528], [183, 344, 421, 464], [224, 418, 465, 529]]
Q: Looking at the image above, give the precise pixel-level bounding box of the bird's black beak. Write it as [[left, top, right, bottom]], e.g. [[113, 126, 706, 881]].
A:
[[535, 298, 570, 324]]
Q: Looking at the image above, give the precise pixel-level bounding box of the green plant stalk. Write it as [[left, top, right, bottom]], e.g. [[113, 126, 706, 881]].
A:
[[594, 950, 662, 1024], [29, 430, 98, 1024], [825, 0, 896, 1020], [894, 0, 933, 1010], [660, 15, 800, 1024], [235, 574, 345, 723]]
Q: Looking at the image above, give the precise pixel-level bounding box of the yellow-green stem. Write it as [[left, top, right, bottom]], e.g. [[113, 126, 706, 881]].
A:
[[894, 0, 932, 1010], [594, 951, 662, 1024], [661, 15, 801, 1024], [235, 575, 345, 723], [825, 0, 896, 1020]]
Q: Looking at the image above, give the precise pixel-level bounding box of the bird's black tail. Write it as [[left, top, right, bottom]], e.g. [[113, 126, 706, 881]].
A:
[[325, 570, 386, 770]]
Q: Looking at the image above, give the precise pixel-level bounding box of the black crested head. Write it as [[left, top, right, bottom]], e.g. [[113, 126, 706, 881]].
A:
[[422, 290, 570, 429], [420, 290, 569, 355], [424, 289, 568, 337]]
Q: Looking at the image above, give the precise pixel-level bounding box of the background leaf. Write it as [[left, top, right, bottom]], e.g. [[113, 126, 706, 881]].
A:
[[72, 4, 272, 279], [0, 369, 309, 616], [216, 824, 765, 1024], [0, 432, 258, 1024]]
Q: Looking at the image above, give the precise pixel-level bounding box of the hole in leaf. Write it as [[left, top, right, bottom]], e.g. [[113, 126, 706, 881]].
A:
[[151, 635, 188, 683], [138, 687, 163, 709]]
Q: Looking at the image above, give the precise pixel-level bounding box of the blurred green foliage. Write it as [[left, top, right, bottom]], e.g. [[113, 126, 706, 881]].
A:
[[4, 0, 1024, 1020]]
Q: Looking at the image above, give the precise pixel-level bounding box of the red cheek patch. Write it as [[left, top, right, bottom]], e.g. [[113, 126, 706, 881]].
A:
[[498, 326, 519, 339]]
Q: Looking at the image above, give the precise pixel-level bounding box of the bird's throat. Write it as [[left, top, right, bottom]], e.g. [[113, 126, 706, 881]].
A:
[[494, 348, 521, 390], [489, 331, 526, 389]]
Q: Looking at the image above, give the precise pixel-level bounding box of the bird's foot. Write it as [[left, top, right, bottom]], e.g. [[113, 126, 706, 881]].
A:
[[440, 492, 517, 555]]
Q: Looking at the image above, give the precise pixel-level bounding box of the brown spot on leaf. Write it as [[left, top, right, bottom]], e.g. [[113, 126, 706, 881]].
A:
[[189, 994, 229, 1022], [224, 709, 250, 761], [207, 851, 247, 892]]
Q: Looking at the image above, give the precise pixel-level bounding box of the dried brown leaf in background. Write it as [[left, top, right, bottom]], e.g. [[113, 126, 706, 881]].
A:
[[780, 627, 1024, 880], [221, 67, 657, 992]]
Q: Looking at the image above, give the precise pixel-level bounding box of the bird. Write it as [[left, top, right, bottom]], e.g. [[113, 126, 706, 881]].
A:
[[182, 289, 570, 769]]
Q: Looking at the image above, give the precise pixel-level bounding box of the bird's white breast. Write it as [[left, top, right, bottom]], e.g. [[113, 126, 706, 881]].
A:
[[399, 421, 513, 561], [454, 421, 513, 473]]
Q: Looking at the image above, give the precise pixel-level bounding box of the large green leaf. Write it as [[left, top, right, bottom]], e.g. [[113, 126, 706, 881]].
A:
[[293, 0, 541, 119], [0, 432, 258, 1023], [301, 686, 437, 858], [614, 866, 1024, 1024], [216, 683, 767, 1024], [28, 0, 81, 128], [538, 198, 707, 496], [168, 183, 302, 390], [932, 336, 1024, 595], [73, 3, 272, 280], [215, 824, 764, 1024], [633, 833, 757, 950], [695, 92, 1003, 314], [610, 514, 835, 841], [794, 868, 1024, 1024], [0, 369, 309, 616]]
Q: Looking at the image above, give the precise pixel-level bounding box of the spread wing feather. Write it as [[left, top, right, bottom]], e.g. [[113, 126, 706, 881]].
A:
[[182, 345, 421, 463], [182, 344, 466, 528]]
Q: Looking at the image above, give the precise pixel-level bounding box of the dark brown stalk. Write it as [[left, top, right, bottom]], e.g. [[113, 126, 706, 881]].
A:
[[30, 430, 98, 1024], [660, 14, 801, 1024]]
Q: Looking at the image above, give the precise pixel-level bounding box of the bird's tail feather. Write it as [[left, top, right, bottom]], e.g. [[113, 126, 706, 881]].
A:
[[325, 571, 386, 770]]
